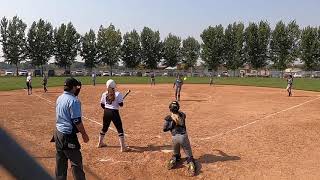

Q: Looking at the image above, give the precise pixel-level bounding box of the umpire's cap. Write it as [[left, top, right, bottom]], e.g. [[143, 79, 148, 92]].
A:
[[64, 78, 81, 88]]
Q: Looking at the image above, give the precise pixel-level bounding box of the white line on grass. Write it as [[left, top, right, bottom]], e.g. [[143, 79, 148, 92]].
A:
[[197, 96, 320, 141]]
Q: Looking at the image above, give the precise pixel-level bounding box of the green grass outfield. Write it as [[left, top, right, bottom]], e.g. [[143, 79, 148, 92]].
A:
[[0, 76, 319, 92]]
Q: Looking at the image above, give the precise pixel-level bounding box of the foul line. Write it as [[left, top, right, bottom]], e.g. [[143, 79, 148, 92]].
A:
[[198, 96, 320, 141], [25, 89, 127, 137]]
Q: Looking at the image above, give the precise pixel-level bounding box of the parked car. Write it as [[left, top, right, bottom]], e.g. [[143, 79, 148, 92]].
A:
[[5, 70, 14, 76], [220, 71, 230, 77], [120, 71, 130, 76], [95, 71, 102, 76], [113, 72, 121, 76], [162, 72, 169, 76], [311, 71, 320, 78], [293, 71, 303, 78], [143, 71, 150, 77], [245, 70, 258, 77], [75, 70, 85, 76], [18, 70, 28, 76], [63, 70, 71, 76], [192, 72, 200, 77], [102, 71, 111, 76], [48, 69, 55, 77], [136, 71, 142, 77], [34, 69, 42, 77]]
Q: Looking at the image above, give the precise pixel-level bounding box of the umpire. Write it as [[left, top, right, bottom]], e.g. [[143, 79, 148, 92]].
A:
[[54, 77, 89, 180]]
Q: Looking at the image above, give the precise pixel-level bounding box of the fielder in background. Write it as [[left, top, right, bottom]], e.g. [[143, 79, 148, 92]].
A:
[[150, 72, 156, 86], [173, 75, 183, 101], [92, 72, 96, 86], [163, 101, 196, 176], [54, 78, 89, 180], [209, 73, 214, 86], [98, 79, 128, 152], [26, 73, 32, 95], [42, 74, 48, 93], [286, 74, 293, 96]]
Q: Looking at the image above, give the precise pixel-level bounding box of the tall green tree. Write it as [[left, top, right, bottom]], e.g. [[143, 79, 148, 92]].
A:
[[27, 19, 54, 74], [244, 23, 259, 69], [0, 16, 27, 76], [181, 36, 200, 74], [224, 22, 245, 76], [53, 22, 80, 73], [162, 33, 181, 67], [287, 21, 301, 63], [300, 26, 319, 71], [80, 29, 97, 72], [270, 21, 300, 74], [244, 21, 271, 70], [316, 27, 320, 68], [140, 27, 162, 69], [200, 25, 225, 71], [97, 24, 122, 75], [270, 21, 290, 72], [121, 29, 141, 69], [317, 26, 320, 64]]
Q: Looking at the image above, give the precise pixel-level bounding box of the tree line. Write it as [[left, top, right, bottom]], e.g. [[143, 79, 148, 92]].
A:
[[0, 16, 320, 76]]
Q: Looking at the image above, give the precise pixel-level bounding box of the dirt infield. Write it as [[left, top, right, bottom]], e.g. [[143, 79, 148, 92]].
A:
[[1, 84, 320, 180]]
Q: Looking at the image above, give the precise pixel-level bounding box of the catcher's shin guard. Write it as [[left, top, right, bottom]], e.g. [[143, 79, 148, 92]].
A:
[[119, 136, 128, 152], [97, 133, 106, 148]]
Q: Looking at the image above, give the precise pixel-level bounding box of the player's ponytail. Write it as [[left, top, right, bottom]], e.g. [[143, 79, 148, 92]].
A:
[[106, 87, 115, 104]]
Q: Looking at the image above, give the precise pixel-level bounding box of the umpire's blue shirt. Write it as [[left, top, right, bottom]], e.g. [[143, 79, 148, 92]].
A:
[[56, 91, 82, 134]]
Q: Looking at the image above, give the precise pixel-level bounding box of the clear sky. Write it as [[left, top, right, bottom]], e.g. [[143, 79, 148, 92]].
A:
[[1, 0, 320, 41]]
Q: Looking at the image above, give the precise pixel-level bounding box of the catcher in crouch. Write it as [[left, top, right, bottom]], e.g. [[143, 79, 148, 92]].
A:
[[98, 79, 128, 152], [163, 101, 196, 176]]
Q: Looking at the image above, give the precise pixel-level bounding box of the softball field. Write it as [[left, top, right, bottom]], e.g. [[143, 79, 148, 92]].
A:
[[1, 84, 320, 180]]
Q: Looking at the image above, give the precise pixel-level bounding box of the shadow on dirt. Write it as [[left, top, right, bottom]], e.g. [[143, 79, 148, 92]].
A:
[[84, 165, 102, 180], [194, 149, 240, 176], [198, 149, 240, 164]]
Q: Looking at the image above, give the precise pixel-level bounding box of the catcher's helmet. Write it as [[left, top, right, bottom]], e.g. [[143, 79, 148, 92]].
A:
[[169, 101, 180, 113]]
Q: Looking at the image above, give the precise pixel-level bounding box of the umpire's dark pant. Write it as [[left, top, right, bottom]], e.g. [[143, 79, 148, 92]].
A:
[[55, 130, 86, 180]]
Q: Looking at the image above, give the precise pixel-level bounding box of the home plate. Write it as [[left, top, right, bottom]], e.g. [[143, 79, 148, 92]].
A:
[[161, 149, 173, 153], [100, 158, 112, 162]]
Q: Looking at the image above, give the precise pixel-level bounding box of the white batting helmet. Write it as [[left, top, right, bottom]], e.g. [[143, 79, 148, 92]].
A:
[[106, 79, 116, 88]]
